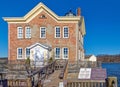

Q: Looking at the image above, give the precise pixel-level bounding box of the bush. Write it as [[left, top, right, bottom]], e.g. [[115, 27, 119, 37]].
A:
[[25, 57, 30, 65], [48, 57, 53, 63]]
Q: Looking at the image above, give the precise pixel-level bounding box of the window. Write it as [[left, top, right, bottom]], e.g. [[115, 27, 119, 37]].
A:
[[17, 27, 23, 38], [79, 50, 81, 60], [55, 48, 60, 59], [40, 27, 46, 38], [40, 14, 46, 19], [81, 35, 83, 44], [79, 31, 81, 41], [63, 27, 69, 38], [26, 48, 30, 58], [25, 27, 31, 38], [17, 48, 22, 59], [55, 27, 60, 38], [63, 47, 68, 59], [80, 51, 84, 60]]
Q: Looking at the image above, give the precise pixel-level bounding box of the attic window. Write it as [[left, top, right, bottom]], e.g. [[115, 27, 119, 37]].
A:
[[40, 14, 46, 19]]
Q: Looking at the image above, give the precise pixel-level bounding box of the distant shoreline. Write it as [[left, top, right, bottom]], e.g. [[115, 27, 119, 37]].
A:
[[101, 62, 120, 63], [97, 54, 120, 63]]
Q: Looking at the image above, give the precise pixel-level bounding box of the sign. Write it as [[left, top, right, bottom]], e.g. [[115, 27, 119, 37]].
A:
[[91, 68, 106, 80], [78, 68, 91, 79], [78, 68, 106, 80]]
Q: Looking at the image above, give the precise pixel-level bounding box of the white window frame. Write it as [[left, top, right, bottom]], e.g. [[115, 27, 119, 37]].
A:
[[55, 47, 61, 59], [81, 35, 83, 44], [81, 51, 83, 60], [55, 26, 61, 38], [79, 50, 81, 60], [17, 47, 23, 59], [17, 27, 23, 39], [79, 31, 81, 41], [25, 48, 30, 59], [25, 26, 31, 38], [63, 26, 69, 38], [62, 47, 69, 59], [40, 27, 46, 38]]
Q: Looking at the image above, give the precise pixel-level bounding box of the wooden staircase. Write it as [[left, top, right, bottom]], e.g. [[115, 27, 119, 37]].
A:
[[43, 70, 61, 87]]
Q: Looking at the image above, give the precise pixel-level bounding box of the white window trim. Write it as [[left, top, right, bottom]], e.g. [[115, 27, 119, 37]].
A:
[[25, 48, 30, 59], [79, 31, 81, 41], [81, 51, 83, 60], [54, 47, 61, 59], [62, 47, 69, 59], [25, 26, 31, 38], [17, 27, 23, 39], [79, 50, 81, 60], [55, 26, 61, 38], [17, 47, 23, 59], [40, 27, 46, 38], [81, 35, 83, 44], [63, 26, 69, 38]]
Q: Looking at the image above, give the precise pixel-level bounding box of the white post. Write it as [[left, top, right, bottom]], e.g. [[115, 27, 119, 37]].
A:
[[59, 82, 64, 87]]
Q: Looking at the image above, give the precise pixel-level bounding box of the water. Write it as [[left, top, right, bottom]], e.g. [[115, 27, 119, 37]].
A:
[[102, 63, 120, 87]]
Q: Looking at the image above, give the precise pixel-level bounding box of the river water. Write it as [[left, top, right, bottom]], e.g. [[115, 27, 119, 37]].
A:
[[102, 63, 120, 86]]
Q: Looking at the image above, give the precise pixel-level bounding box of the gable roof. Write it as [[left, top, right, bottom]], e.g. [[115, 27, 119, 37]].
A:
[[85, 55, 97, 59], [85, 55, 92, 59], [3, 2, 81, 23], [27, 43, 52, 51], [3, 2, 86, 35]]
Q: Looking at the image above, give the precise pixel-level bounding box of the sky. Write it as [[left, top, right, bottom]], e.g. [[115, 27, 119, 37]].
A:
[[0, 0, 120, 57]]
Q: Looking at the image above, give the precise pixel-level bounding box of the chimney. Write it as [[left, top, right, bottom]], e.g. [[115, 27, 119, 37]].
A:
[[77, 8, 81, 16]]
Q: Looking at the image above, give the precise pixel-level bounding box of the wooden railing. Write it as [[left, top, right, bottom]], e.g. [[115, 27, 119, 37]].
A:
[[65, 81, 106, 87], [1, 59, 68, 87], [27, 61, 56, 87], [55, 59, 67, 70], [27, 59, 68, 86], [4, 60, 55, 87], [68, 61, 102, 73], [7, 79, 28, 87], [7, 61, 28, 87], [63, 61, 107, 87], [59, 60, 68, 79]]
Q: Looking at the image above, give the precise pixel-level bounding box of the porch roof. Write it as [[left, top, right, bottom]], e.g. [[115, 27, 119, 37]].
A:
[[27, 43, 52, 51]]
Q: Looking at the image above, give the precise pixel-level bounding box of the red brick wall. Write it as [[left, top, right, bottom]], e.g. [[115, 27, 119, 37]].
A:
[[8, 11, 77, 61]]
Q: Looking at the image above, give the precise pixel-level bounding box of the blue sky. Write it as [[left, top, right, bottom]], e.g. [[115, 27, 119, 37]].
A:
[[0, 0, 120, 57]]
